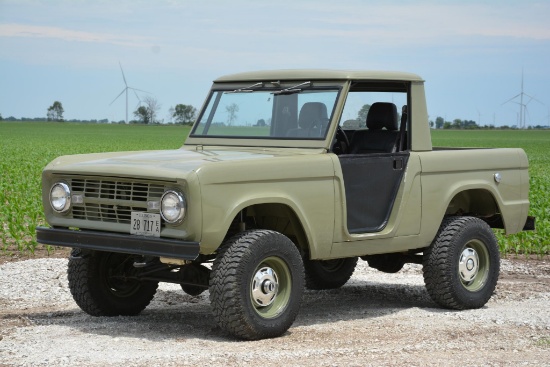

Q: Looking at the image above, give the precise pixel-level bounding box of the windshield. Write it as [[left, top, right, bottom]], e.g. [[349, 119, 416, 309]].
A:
[[191, 87, 340, 139]]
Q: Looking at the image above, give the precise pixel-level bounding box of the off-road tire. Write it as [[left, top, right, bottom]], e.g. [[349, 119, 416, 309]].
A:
[[304, 257, 358, 290], [67, 248, 158, 316], [364, 254, 405, 274], [180, 284, 206, 296], [423, 216, 500, 310], [209, 230, 304, 340], [180, 263, 210, 296]]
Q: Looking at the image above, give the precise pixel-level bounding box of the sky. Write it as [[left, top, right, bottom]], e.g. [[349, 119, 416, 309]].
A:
[[1, 0, 549, 127]]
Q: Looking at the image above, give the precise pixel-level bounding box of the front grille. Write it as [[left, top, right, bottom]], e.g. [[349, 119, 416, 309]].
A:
[[68, 177, 165, 224]]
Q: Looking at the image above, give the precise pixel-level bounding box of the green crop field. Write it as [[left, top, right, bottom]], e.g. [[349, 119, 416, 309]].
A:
[[1, 122, 548, 257]]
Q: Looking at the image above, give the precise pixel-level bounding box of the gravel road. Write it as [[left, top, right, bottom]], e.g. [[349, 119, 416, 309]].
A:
[[1, 257, 549, 366]]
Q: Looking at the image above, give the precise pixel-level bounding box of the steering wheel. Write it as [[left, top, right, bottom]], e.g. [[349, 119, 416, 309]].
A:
[[333, 126, 350, 155]]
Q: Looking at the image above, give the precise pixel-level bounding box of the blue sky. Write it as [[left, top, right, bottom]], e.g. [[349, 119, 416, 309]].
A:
[[1, 0, 549, 126]]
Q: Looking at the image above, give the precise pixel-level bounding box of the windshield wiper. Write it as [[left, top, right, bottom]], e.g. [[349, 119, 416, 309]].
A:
[[272, 81, 311, 95], [225, 82, 264, 94]]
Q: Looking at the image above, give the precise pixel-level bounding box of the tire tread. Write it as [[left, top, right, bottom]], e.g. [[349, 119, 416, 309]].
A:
[[209, 230, 304, 340], [67, 249, 158, 316], [423, 216, 499, 310]]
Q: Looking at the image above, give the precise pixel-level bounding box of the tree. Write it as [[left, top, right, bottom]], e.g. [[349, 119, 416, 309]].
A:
[[133, 106, 150, 124], [167, 106, 175, 123], [172, 104, 197, 125], [226, 103, 239, 126], [47, 101, 64, 121], [356, 104, 371, 124], [463, 120, 478, 129], [143, 96, 161, 124], [0, 113, 3, 121], [342, 119, 362, 129], [452, 119, 463, 129], [435, 116, 444, 129], [133, 96, 161, 124]]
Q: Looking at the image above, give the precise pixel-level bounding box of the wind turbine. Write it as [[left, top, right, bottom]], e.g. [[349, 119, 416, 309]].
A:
[[110, 62, 151, 123], [502, 69, 544, 129]]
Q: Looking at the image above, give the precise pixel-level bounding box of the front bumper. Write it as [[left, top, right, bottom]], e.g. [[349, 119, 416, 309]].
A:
[[36, 227, 200, 260]]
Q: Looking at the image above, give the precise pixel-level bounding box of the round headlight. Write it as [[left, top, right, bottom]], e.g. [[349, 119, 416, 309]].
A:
[[160, 190, 186, 224], [50, 182, 71, 213]]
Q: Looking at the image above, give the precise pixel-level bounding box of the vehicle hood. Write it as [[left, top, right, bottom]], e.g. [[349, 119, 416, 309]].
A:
[[43, 147, 316, 180]]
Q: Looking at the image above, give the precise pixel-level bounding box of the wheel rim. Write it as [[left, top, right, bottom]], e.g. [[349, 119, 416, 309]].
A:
[[250, 256, 291, 319], [102, 253, 142, 298], [458, 240, 490, 291]]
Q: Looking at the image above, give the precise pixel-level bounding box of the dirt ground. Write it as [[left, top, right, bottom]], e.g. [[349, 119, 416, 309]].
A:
[[0, 249, 549, 367]]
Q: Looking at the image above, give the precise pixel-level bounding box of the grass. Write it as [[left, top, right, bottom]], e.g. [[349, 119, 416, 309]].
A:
[[0, 122, 548, 257], [536, 337, 550, 348]]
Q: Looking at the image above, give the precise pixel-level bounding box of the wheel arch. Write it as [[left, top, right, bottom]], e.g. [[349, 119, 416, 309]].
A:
[[422, 182, 505, 247], [242, 203, 310, 256], [445, 188, 502, 225], [208, 199, 316, 259]]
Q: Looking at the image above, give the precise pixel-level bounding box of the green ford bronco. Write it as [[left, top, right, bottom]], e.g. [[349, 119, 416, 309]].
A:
[[37, 70, 534, 340]]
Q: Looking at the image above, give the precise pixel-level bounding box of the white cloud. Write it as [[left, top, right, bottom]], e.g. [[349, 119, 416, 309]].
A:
[[0, 23, 154, 47], [295, 2, 550, 42]]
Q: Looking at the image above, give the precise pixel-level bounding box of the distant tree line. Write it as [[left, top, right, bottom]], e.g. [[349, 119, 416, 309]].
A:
[[1, 115, 113, 123], [0, 98, 199, 126], [1, 101, 547, 129], [431, 116, 479, 129], [429, 116, 549, 130], [128, 97, 197, 125], [132, 97, 197, 125], [345, 104, 549, 130]]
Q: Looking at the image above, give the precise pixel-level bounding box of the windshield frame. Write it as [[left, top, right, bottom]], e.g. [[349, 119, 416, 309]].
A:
[[187, 81, 345, 148]]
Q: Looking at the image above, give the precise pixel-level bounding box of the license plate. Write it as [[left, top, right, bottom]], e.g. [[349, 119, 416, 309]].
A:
[[130, 212, 161, 237]]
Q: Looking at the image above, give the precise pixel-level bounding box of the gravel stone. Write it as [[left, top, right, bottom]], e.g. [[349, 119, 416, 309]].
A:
[[0, 257, 549, 366]]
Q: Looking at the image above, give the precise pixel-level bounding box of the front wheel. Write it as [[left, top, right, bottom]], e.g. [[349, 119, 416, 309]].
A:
[[422, 217, 500, 310], [209, 230, 305, 340], [67, 249, 158, 316]]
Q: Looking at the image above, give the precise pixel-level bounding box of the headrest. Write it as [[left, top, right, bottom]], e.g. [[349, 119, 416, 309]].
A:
[[366, 102, 398, 131], [299, 102, 328, 129]]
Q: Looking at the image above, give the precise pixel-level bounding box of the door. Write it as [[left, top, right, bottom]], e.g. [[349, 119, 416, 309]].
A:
[[339, 152, 409, 233]]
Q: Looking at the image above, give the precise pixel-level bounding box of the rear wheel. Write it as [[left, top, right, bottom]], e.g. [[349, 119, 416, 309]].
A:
[[422, 217, 499, 310], [304, 257, 358, 290], [209, 230, 304, 340], [67, 249, 158, 316], [364, 254, 405, 274]]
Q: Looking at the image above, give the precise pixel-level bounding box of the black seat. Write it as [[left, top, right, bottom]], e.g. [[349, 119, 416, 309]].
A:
[[287, 102, 327, 137], [349, 102, 399, 154]]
